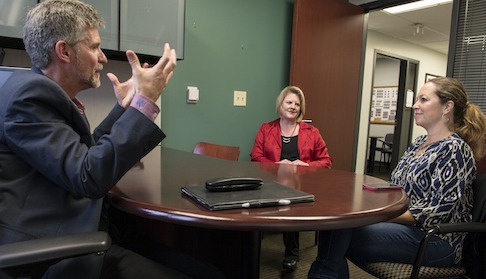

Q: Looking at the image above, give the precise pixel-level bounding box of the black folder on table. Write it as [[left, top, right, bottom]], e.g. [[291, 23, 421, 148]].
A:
[[181, 181, 315, 211]]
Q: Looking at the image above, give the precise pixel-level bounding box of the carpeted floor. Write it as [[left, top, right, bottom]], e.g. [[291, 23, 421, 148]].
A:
[[368, 162, 392, 182], [258, 163, 391, 278], [260, 231, 378, 279]]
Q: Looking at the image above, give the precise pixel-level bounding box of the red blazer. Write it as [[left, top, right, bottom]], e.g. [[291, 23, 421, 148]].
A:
[[250, 119, 332, 168]]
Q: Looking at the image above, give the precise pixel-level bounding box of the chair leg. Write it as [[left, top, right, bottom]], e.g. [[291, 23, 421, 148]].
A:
[[378, 153, 382, 171], [379, 152, 385, 171]]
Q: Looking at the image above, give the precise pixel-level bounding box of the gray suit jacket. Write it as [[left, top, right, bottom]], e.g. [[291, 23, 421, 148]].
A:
[[0, 68, 165, 278]]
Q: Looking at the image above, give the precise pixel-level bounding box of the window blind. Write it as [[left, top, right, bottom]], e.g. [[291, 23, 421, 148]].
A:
[[450, 0, 486, 113]]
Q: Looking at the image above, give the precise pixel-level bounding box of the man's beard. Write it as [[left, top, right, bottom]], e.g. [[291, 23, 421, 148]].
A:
[[89, 74, 101, 88], [79, 67, 102, 89]]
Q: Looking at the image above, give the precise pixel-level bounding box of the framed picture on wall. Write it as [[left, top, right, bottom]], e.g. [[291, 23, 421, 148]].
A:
[[425, 73, 441, 82]]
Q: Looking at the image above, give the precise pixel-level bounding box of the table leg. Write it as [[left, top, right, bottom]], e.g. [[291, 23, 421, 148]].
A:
[[367, 137, 378, 173], [110, 207, 262, 278]]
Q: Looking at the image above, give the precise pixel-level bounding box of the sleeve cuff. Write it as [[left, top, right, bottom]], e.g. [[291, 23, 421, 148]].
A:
[[130, 94, 160, 122]]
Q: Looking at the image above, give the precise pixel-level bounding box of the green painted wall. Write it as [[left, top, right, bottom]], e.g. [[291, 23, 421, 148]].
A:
[[159, 0, 294, 161], [2, 0, 294, 162]]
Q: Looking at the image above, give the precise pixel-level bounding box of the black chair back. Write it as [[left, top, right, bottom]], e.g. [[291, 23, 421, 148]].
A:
[[463, 173, 486, 278]]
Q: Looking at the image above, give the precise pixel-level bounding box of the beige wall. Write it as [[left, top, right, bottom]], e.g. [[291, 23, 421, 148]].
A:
[[355, 29, 448, 174], [2, 26, 448, 172]]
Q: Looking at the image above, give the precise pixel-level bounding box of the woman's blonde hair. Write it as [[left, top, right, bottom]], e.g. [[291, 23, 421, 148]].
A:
[[429, 77, 486, 160], [275, 86, 306, 122]]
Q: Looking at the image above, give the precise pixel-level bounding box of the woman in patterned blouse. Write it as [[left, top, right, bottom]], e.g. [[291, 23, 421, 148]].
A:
[[308, 77, 486, 279]]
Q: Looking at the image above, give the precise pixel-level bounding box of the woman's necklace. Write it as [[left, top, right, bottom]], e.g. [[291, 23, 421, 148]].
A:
[[420, 141, 434, 150], [420, 137, 442, 151], [282, 123, 297, 144]]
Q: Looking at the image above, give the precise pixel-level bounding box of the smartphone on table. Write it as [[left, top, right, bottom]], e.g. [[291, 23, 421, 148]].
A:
[[363, 182, 402, 191]]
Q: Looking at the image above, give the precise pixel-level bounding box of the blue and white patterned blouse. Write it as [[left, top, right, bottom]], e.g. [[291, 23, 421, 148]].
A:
[[390, 133, 476, 263]]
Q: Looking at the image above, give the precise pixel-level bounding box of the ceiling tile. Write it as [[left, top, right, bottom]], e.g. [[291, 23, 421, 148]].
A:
[[367, 2, 452, 54]]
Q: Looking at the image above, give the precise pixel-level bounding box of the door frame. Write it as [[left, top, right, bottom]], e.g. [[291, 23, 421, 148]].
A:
[[367, 50, 419, 174]]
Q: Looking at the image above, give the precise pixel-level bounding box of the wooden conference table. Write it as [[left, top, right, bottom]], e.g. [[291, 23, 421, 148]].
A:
[[108, 146, 408, 278]]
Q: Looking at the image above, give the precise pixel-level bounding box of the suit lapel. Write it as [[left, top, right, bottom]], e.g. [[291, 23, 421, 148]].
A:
[[70, 103, 95, 147]]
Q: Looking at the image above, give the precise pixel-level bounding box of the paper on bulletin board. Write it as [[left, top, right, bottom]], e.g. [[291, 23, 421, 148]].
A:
[[406, 89, 414, 108], [371, 86, 397, 123]]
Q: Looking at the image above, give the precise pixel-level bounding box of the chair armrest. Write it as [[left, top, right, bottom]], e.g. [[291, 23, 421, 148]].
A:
[[377, 139, 393, 148], [435, 222, 486, 234], [411, 222, 486, 278], [0, 231, 111, 268]]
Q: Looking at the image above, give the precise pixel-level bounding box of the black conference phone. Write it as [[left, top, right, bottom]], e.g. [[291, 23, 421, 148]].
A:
[[205, 177, 263, 192]]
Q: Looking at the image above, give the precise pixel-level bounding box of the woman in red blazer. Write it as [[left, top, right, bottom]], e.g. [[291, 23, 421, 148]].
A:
[[250, 86, 332, 271]]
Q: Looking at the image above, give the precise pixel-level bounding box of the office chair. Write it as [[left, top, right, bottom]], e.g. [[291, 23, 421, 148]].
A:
[[354, 173, 486, 279], [193, 142, 240, 161], [0, 231, 111, 279], [376, 133, 393, 171]]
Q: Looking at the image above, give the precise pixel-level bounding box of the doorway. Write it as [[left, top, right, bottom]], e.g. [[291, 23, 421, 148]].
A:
[[366, 52, 418, 180]]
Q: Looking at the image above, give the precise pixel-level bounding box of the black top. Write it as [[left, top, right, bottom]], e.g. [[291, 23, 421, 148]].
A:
[[280, 136, 299, 161]]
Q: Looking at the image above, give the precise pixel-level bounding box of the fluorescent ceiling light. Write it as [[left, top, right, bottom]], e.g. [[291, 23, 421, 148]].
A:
[[383, 0, 452, 14]]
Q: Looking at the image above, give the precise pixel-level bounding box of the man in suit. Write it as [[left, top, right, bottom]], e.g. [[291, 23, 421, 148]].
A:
[[0, 1, 207, 278]]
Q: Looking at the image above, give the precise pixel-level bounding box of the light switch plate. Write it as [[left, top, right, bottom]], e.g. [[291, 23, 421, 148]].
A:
[[187, 86, 199, 104]]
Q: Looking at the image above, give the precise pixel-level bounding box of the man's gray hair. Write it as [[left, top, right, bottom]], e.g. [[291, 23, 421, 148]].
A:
[[23, 0, 104, 69]]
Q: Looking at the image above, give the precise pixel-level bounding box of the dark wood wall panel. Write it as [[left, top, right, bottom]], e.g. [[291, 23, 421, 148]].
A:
[[290, 0, 364, 171]]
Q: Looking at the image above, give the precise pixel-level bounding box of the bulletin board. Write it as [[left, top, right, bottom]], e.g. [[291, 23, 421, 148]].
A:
[[370, 86, 397, 124]]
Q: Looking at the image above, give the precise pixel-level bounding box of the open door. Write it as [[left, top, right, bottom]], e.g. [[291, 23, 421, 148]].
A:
[[367, 52, 418, 179], [290, 0, 365, 171], [393, 59, 418, 168]]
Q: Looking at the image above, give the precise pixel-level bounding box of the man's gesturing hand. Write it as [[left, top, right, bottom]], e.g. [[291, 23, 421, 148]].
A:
[[107, 62, 149, 109], [126, 43, 177, 102]]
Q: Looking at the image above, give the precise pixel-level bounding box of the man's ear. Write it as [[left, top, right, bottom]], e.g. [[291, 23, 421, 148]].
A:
[[54, 41, 72, 63]]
